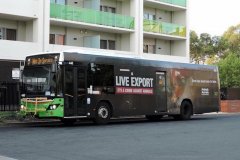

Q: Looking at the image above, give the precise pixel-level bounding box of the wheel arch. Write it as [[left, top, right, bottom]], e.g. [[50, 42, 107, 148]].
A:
[[98, 100, 114, 117], [181, 99, 193, 115]]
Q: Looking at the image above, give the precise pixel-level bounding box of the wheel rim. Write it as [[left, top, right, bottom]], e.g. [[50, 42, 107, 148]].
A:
[[98, 107, 109, 119]]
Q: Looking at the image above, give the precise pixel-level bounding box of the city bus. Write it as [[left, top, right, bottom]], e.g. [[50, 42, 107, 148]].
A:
[[20, 50, 220, 124]]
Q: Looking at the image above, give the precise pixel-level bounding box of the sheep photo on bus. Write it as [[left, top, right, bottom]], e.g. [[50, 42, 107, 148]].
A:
[[20, 50, 220, 125]]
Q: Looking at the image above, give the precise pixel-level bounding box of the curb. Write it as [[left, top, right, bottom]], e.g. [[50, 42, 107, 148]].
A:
[[0, 119, 60, 126]]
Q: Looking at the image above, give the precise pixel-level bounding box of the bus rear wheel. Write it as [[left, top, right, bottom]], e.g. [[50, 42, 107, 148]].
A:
[[173, 101, 193, 120], [93, 102, 111, 125]]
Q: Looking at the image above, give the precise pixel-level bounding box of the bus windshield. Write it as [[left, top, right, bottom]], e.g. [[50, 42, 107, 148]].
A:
[[22, 66, 56, 95]]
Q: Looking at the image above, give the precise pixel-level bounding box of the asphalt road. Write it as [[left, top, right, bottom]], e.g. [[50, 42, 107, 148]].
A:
[[0, 114, 240, 160]]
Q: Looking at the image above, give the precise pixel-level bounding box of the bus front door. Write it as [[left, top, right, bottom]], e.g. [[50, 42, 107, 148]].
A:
[[156, 72, 167, 112], [64, 66, 86, 117]]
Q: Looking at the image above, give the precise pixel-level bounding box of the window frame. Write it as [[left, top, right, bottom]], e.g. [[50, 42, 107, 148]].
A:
[[143, 44, 156, 54], [100, 39, 116, 50], [100, 5, 116, 13], [49, 34, 65, 45]]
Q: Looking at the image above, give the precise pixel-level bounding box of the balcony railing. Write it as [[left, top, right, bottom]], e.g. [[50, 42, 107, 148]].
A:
[[153, 0, 186, 7], [143, 19, 186, 37], [50, 3, 135, 30]]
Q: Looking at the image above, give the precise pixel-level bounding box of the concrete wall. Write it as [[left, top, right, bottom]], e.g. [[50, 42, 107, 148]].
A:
[[26, 21, 34, 42], [172, 10, 186, 26], [0, 40, 41, 60], [50, 26, 131, 51], [172, 41, 186, 57], [0, 0, 39, 19], [121, 34, 130, 52], [144, 38, 172, 55], [156, 39, 171, 55], [67, 0, 84, 8]]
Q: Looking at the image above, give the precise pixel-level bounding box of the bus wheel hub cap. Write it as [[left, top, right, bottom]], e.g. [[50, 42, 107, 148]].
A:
[[98, 107, 108, 119]]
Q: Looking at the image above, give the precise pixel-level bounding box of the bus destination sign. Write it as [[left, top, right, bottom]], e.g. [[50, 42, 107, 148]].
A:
[[27, 58, 54, 65]]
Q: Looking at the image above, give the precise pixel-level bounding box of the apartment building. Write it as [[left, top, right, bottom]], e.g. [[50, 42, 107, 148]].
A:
[[0, 0, 188, 81]]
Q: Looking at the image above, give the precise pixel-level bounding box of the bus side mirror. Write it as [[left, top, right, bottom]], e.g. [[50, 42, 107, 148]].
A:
[[51, 63, 57, 73]]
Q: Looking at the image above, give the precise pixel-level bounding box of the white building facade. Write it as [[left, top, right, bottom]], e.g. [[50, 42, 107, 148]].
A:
[[0, 0, 188, 81]]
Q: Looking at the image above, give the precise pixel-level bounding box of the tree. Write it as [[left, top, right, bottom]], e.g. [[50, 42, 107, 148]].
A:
[[217, 53, 240, 88], [190, 31, 231, 64], [190, 31, 202, 63], [211, 36, 228, 58], [190, 31, 218, 64], [190, 24, 240, 88], [222, 24, 240, 56]]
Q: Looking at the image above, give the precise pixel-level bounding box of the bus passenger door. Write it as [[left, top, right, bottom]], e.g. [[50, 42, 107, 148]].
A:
[[64, 66, 86, 117], [156, 72, 167, 112], [77, 67, 86, 115]]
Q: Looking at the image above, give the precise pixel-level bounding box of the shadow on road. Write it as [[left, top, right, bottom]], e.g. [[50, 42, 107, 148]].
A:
[[1, 113, 238, 129], [6, 113, 232, 128]]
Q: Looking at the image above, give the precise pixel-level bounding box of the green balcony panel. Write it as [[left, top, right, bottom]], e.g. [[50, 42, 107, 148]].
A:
[[143, 19, 186, 37], [154, 0, 186, 7], [50, 3, 135, 30]]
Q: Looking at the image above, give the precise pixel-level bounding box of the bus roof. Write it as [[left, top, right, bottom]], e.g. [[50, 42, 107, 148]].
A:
[[26, 49, 218, 71]]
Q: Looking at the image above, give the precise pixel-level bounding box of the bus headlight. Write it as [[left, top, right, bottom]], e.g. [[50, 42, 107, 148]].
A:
[[48, 104, 58, 110], [20, 105, 26, 110], [52, 105, 57, 110]]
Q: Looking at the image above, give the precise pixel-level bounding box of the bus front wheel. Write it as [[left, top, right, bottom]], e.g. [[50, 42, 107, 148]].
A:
[[93, 102, 111, 125]]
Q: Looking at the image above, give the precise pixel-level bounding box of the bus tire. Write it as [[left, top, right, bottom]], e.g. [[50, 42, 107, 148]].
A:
[[61, 118, 76, 126], [146, 115, 163, 121], [174, 101, 193, 120], [94, 102, 111, 125]]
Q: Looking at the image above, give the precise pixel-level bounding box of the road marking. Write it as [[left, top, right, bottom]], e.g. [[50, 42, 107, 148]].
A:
[[0, 155, 18, 160]]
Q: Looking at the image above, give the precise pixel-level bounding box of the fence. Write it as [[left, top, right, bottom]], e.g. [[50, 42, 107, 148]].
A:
[[221, 88, 240, 100], [0, 82, 20, 111]]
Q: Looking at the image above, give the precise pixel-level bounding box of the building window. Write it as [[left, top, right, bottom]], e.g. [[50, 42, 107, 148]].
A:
[[108, 40, 116, 50], [100, 40, 107, 49], [51, 0, 65, 5], [144, 13, 156, 20], [100, 5, 116, 13], [100, 40, 116, 50], [6, 29, 16, 41], [143, 44, 156, 54], [49, 34, 65, 45], [0, 28, 17, 41]]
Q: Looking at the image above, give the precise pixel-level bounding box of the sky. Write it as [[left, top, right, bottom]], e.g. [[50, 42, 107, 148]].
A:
[[189, 0, 240, 36]]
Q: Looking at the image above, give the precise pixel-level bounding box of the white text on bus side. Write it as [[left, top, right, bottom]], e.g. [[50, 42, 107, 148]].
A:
[[116, 76, 154, 88]]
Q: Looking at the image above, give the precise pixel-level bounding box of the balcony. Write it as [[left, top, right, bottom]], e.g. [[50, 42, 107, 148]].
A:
[[153, 0, 186, 7], [143, 19, 186, 38], [50, 3, 134, 30]]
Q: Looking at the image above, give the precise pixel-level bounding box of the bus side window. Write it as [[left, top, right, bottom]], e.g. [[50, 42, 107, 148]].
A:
[[87, 63, 114, 93], [65, 68, 73, 95], [77, 70, 85, 94]]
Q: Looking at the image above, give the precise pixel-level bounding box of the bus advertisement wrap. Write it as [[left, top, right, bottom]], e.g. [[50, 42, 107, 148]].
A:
[[20, 52, 220, 125], [115, 76, 154, 95]]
